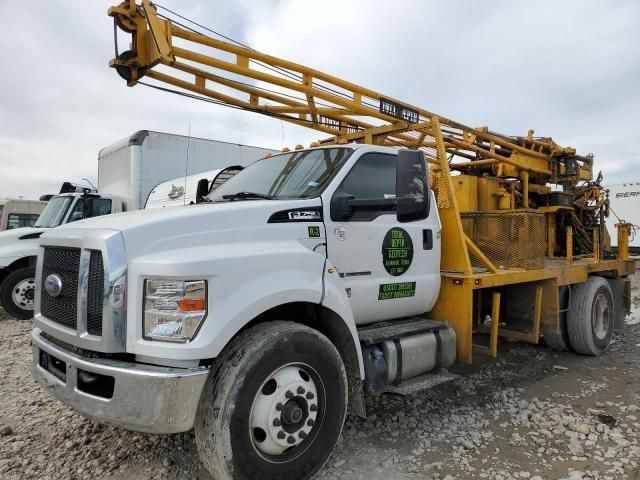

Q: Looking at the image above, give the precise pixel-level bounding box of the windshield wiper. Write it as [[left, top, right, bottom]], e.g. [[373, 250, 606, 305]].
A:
[[222, 191, 274, 201]]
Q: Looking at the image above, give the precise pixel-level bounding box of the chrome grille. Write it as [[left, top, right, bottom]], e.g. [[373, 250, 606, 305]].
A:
[[35, 229, 127, 353], [40, 247, 81, 329], [86, 250, 104, 336]]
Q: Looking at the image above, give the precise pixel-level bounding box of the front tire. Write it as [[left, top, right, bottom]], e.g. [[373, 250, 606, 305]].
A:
[[195, 321, 348, 480], [567, 276, 614, 355], [0, 267, 36, 319]]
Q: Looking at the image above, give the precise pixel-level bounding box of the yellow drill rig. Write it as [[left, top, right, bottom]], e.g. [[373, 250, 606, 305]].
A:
[[108, 0, 633, 363]]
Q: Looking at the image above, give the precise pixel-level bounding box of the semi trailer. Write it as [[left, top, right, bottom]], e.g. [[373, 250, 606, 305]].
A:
[[31, 2, 634, 480]]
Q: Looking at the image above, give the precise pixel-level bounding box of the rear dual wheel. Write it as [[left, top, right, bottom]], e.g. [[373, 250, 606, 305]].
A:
[[195, 321, 348, 480], [567, 276, 614, 355], [544, 277, 614, 355]]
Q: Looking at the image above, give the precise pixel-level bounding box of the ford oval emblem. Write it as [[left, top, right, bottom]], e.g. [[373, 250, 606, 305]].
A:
[[44, 274, 63, 298]]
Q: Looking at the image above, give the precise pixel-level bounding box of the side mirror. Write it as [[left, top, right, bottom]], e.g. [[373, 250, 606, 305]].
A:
[[396, 150, 429, 223], [330, 193, 355, 221], [196, 178, 210, 204]]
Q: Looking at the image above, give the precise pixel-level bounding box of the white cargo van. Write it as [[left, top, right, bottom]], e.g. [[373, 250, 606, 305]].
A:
[[144, 166, 244, 209]]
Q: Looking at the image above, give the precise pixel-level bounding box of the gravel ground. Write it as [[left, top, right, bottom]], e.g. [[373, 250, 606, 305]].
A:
[[1, 274, 639, 480]]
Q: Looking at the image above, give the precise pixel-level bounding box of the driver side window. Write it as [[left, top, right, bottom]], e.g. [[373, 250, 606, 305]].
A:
[[67, 199, 84, 223], [332, 153, 397, 222]]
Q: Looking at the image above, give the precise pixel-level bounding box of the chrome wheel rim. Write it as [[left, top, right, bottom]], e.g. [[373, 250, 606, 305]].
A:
[[592, 293, 610, 340], [12, 278, 35, 311], [250, 363, 320, 459]]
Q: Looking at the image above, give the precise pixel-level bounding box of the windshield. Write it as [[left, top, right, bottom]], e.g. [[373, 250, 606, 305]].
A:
[[34, 196, 73, 228], [206, 148, 352, 202]]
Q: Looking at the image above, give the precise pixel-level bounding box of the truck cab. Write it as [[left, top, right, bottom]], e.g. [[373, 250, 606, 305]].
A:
[[31, 145, 453, 479], [0, 185, 120, 318], [35, 190, 120, 229], [0, 198, 46, 231]]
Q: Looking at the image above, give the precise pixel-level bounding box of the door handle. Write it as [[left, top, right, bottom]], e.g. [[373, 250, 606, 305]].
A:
[[423, 229, 433, 250]]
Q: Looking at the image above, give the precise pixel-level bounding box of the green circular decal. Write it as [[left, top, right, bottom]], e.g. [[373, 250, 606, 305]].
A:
[[382, 227, 413, 276]]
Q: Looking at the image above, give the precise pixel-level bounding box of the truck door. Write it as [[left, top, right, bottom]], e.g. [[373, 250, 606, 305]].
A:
[[65, 197, 114, 224], [323, 152, 441, 325]]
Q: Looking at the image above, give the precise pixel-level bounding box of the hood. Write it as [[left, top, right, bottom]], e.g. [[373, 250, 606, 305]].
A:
[[0, 227, 45, 267], [45, 199, 323, 259], [0, 227, 42, 243]]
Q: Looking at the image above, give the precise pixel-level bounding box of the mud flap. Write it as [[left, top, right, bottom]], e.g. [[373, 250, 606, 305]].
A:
[[608, 278, 631, 330]]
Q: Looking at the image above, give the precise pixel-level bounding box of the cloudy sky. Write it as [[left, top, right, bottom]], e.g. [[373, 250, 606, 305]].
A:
[[1, 0, 639, 200]]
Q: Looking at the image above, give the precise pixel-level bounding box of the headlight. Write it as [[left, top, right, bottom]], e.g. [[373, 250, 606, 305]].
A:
[[143, 279, 207, 342]]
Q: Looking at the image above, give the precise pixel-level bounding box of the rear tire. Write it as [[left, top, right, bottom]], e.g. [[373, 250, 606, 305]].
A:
[[194, 321, 348, 480], [0, 267, 36, 320], [567, 277, 614, 355]]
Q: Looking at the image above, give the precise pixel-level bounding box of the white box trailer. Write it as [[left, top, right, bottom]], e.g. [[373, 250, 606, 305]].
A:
[[605, 182, 640, 251], [99, 130, 276, 211]]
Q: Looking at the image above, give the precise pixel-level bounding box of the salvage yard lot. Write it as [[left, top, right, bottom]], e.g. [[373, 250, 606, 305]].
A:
[[1, 273, 639, 480]]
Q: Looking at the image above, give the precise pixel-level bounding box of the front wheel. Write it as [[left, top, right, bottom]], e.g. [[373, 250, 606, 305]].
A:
[[195, 321, 348, 480], [0, 267, 36, 319]]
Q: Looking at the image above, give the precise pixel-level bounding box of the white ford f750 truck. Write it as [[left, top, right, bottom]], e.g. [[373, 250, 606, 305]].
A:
[[32, 146, 449, 479], [31, 141, 635, 479]]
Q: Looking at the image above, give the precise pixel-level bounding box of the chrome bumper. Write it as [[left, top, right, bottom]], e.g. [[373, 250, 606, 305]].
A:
[[32, 328, 209, 433]]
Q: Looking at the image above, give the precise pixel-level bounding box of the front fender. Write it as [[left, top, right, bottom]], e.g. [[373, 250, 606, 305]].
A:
[[322, 262, 365, 377], [128, 241, 325, 360], [0, 241, 39, 269]]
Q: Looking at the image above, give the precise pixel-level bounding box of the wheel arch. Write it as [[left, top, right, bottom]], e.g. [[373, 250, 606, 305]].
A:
[[237, 302, 366, 417], [0, 256, 36, 285]]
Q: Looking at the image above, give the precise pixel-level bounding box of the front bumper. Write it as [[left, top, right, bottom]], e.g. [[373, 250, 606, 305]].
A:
[[32, 328, 209, 433]]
